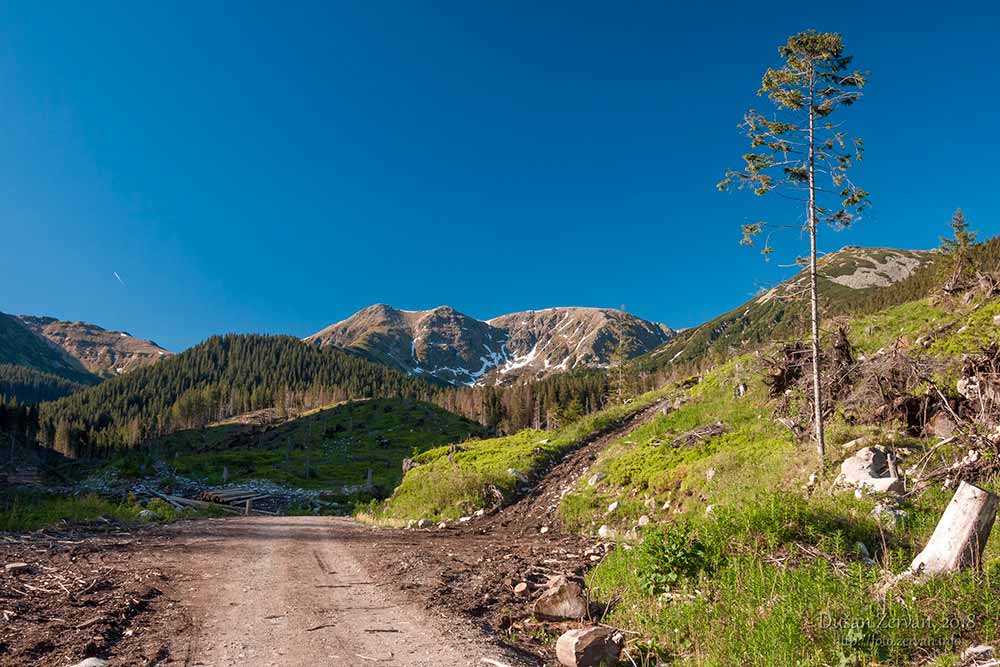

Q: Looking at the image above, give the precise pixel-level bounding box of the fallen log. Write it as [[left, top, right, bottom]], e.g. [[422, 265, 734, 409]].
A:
[[910, 481, 999, 576]]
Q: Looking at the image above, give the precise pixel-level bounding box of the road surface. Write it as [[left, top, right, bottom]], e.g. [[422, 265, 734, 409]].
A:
[[160, 516, 519, 667]]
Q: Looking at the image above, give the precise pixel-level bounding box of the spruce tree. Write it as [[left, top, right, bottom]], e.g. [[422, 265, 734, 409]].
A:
[[718, 30, 870, 461], [940, 209, 977, 292]]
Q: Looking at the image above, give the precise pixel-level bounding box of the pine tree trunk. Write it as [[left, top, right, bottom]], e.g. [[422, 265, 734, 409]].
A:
[[910, 481, 999, 575], [807, 75, 826, 462]]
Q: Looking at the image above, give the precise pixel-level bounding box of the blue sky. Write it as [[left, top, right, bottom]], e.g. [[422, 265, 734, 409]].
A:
[[3, 2, 998, 351]]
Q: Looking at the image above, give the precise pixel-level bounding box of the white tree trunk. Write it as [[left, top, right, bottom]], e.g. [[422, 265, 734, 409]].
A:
[[807, 76, 826, 462], [910, 481, 999, 576]]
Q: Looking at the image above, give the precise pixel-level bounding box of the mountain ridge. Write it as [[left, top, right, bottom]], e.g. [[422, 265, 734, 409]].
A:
[[307, 305, 674, 385], [16, 315, 173, 379]]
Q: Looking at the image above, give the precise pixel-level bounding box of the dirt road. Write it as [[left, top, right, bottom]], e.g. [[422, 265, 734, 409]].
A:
[[2, 398, 670, 666], [160, 516, 522, 667]]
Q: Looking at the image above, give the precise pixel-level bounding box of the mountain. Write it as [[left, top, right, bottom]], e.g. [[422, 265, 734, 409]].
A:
[[0, 312, 99, 385], [306, 305, 674, 385], [637, 246, 940, 373], [15, 315, 172, 378]]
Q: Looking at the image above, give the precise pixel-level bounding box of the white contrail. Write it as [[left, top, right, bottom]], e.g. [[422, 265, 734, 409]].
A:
[[113, 271, 126, 287]]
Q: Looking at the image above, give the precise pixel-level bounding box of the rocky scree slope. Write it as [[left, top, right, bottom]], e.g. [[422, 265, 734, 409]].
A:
[[306, 304, 673, 385], [16, 315, 172, 378]]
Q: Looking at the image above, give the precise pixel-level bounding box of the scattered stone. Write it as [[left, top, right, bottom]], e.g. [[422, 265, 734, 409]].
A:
[[834, 446, 904, 495], [513, 582, 529, 597], [705, 504, 715, 516], [437, 521, 447, 529], [643, 497, 656, 510], [963, 644, 996, 662], [606, 501, 619, 513], [555, 627, 624, 667], [661, 500, 670, 511], [416, 519, 432, 528], [854, 542, 875, 565], [4, 562, 29, 575], [637, 515, 651, 528], [871, 503, 907, 527], [706, 467, 716, 482], [927, 411, 957, 438], [597, 525, 615, 539], [507, 468, 530, 484], [474, 509, 486, 517], [807, 472, 818, 487], [587, 472, 606, 487], [401, 457, 420, 475], [533, 576, 588, 621], [458, 516, 471, 523], [138, 509, 159, 520], [70, 659, 108, 667], [539, 526, 550, 534]]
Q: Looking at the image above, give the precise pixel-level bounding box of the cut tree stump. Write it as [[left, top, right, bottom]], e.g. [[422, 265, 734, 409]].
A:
[[910, 481, 999, 576]]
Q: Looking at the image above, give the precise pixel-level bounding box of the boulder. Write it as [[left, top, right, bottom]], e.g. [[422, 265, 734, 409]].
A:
[[587, 472, 606, 487], [555, 627, 623, 667], [597, 525, 615, 539], [401, 457, 420, 475], [416, 519, 432, 528], [533, 576, 588, 621], [138, 509, 159, 520], [835, 446, 904, 495], [927, 411, 957, 438]]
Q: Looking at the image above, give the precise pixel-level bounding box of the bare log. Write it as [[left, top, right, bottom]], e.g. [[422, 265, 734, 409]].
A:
[[910, 481, 999, 576]]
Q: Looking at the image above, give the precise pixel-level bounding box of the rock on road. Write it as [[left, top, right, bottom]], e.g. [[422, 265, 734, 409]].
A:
[[160, 516, 519, 667]]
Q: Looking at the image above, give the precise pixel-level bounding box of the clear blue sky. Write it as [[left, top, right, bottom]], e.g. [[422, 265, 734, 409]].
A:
[[3, 2, 998, 351]]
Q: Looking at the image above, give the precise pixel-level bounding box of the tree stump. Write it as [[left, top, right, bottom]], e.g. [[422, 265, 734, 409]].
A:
[[910, 481, 999, 576]]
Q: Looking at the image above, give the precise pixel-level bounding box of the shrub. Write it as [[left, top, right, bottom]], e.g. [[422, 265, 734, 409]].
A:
[[636, 523, 709, 595]]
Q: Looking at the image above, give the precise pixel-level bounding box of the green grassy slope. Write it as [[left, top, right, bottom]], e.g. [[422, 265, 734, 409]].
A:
[[558, 291, 1000, 666], [121, 398, 485, 493], [372, 387, 675, 522]]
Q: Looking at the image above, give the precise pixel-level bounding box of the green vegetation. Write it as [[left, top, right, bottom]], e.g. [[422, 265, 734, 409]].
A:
[[37, 334, 441, 457], [112, 398, 485, 492], [588, 489, 1000, 666], [560, 357, 796, 533], [0, 490, 227, 532], [559, 287, 1000, 665], [372, 387, 675, 522]]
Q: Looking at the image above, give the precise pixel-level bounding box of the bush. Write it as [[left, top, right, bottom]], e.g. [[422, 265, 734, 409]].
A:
[[636, 523, 709, 595]]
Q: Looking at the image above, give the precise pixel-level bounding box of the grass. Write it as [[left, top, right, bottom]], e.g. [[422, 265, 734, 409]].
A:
[[559, 356, 798, 534], [110, 398, 484, 493], [557, 295, 1000, 665], [0, 490, 228, 532], [587, 488, 1000, 666], [370, 386, 676, 522]]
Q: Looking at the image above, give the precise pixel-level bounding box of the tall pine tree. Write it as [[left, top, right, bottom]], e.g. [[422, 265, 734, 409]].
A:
[[718, 30, 870, 461]]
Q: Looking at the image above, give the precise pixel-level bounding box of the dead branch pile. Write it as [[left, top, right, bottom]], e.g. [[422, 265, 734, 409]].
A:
[[671, 421, 730, 448]]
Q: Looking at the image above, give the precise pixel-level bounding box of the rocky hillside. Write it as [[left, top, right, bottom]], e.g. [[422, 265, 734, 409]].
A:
[[16, 316, 172, 378], [306, 304, 674, 385], [638, 245, 938, 373], [0, 312, 97, 386]]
